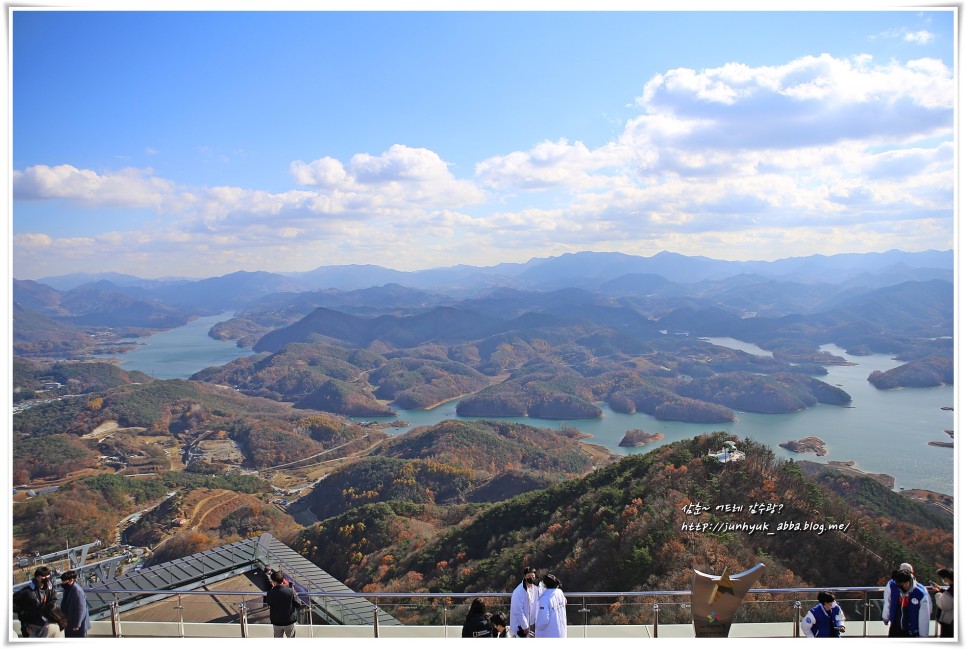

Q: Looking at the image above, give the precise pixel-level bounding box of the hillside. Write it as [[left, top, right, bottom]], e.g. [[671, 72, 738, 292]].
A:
[[293, 433, 952, 620], [197, 311, 862, 423], [302, 420, 602, 522], [13, 304, 97, 357], [13, 363, 388, 482]]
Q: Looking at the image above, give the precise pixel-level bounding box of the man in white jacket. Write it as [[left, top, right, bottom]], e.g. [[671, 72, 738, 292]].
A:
[[536, 574, 568, 638], [509, 566, 542, 637]]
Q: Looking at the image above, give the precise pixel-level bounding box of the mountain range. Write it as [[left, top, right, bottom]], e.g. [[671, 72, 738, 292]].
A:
[[14, 249, 953, 335], [29, 248, 954, 296]]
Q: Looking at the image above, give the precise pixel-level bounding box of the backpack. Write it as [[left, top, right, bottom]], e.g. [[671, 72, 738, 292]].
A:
[[12, 585, 30, 616]]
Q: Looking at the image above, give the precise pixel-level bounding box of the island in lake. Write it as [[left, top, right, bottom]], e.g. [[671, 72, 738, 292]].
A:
[[619, 429, 665, 447], [779, 435, 827, 456]]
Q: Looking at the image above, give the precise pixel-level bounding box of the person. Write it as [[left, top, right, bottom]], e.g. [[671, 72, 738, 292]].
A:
[[13, 566, 56, 637], [509, 566, 542, 638], [264, 569, 304, 638], [893, 568, 931, 637], [927, 568, 953, 638], [60, 569, 91, 637], [882, 564, 917, 636], [462, 597, 495, 637], [800, 591, 846, 637], [535, 573, 567, 638], [489, 612, 511, 638], [37, 607, 68, 638]]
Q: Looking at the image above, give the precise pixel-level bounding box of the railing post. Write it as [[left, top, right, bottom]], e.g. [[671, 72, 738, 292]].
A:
[[579, 597, 589, 638], [862, 591, 869, 638], [373, 604, 380, 638], [652, 603, 660, 638], [176, 592, 185, 638], [793, 601, 801, 637], [307, 595, 314, 638], [443, 604, 448, 638], [239, 601, 249, 637], [110, 599, 122, 638]]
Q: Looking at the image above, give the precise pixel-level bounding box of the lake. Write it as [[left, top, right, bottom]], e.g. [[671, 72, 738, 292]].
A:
[[99, 312, 256, 380], [379, 337, 955, 496], [106, 321, 955, 496]]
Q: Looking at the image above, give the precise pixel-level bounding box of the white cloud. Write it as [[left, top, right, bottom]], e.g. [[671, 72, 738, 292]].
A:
[[12, 52, 954, 277], [13, 164, 176, 208], [871, 27, 935, 45], [291, 144, 485, 207], [475, 139, 626, 190], [904, 30, 935, 44]]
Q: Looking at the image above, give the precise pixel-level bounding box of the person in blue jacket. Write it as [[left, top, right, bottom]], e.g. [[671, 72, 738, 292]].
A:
[[59, 570, 90, 638], [894, 569, 932, 637], [883, 563, 921, 636], [800, 591, 846, 637]]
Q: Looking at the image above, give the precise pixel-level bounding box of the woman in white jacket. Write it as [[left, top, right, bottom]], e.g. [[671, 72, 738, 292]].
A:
[[535, 574, 567, 638]]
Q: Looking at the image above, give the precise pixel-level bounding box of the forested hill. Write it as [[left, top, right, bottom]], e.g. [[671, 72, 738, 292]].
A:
[[302, 420, 597, 522], [293, 433, 952, 604]]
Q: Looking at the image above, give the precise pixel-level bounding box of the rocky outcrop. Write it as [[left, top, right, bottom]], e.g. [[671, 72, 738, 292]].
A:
[[618, 429, 665, 447], [779, 436, 827, 456]]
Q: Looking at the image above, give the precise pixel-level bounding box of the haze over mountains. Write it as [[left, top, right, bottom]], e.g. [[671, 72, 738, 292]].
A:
[[13, 248, 953, 322], [29, 248, 953, 296]]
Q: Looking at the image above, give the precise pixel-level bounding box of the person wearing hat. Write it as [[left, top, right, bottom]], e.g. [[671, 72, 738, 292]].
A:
[[535, 573, 567, 638], [800, 591, 846, 637], [13, 566, 55, 637], [892, 569, 931, 637], [509, 565, 542, 637], [883, 563, 917, 636], [60, 570, 90, 637]]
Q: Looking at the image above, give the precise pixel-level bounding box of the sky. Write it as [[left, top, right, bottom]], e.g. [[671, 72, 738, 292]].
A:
[[7, 5, 958, 280]]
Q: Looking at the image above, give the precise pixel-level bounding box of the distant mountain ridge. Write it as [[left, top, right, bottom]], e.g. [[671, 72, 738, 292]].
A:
[[31, 248, 953, 298], [14, 249, 953, 364]]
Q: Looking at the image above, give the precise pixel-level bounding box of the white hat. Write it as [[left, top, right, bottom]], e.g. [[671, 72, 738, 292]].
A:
[[900, 563, 914, 573]]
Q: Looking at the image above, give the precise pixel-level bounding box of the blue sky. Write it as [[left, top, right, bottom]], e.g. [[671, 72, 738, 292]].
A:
[[9, 7, 957, 280]]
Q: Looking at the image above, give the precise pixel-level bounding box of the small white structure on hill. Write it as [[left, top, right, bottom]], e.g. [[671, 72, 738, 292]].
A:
[[709, 440, 746, 463]]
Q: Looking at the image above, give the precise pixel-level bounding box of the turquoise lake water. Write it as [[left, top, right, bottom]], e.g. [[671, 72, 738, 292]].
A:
[[104, 321, 955, 495], [99, 312, 256, 380]]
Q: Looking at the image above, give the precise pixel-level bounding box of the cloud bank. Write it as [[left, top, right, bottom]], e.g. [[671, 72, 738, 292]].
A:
[[13, 52, 954, 278]]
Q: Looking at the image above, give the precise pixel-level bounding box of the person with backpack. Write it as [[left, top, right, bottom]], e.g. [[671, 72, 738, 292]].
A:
[[13, 566, 56, 637]]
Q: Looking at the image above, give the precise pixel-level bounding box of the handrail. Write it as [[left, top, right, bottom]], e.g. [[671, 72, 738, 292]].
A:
[[83, 585, 886, 598], [18, 585, 893, 639]]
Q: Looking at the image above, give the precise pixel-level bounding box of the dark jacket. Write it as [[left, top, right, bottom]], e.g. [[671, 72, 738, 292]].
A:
[[13, 580, 55, 628], [461, 613, 495, 637], [265, 584, 303, 626], [61, 582, 91, 637]]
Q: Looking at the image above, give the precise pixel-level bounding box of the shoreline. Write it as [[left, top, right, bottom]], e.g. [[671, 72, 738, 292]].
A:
[[800, 459, 896, 489]]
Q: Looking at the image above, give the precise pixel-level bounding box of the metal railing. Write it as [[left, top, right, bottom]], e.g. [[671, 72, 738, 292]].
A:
[[59, 585, 895, 638]]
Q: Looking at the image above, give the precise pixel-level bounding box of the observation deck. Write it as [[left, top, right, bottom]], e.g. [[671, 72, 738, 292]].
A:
[[10, 533, 945, 640]]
